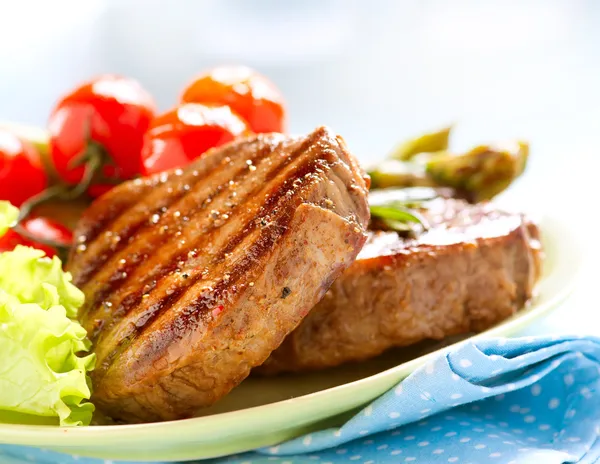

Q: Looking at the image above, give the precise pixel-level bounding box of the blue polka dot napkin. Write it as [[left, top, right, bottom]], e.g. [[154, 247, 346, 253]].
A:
[[2, 335, 600, 464]]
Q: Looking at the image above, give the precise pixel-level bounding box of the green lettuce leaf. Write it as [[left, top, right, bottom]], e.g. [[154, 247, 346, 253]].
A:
[[0, 202, 18, 237], [0, 205, 95, 426], [0, 290, 95, 426], [0, 246, 84, 318]]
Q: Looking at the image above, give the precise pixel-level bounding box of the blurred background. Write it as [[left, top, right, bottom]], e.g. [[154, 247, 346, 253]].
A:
[[0, 0, 598, 325]]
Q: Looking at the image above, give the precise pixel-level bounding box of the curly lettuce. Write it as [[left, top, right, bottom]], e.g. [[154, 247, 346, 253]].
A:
[[0, 201, 95, 426]]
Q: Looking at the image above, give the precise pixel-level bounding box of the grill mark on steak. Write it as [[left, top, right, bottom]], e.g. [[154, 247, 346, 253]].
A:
[[93, 151, 337, 378], [81, 134, 318, 337], [80, 141, 283, 316], [74, 138, 283, 288]]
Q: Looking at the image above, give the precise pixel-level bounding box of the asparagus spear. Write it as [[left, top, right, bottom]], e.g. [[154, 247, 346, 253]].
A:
[[388, 125, 452, 161], [369, 124, 529, 202], [425, 141, 529, 202]]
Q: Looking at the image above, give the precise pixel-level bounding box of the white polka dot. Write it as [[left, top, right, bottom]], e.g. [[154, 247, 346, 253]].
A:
[[489, 452, 502, 458], [487, 434, 500, 439], [475, 444, 486, 449], [459, 421, 470, 426], [421, 408, 432, 414], [377, 445, 388, 450], [404, 435, 416, 441], [445, 432, 457, 437], [451, 393, 463, 400], [520, 408, 531, 414], [362, 440, 374, 445], [364, 405, 373, 416], [472, 417, 482, 423], [418, 441, 430, 447], [364, 461, 375, 464], [509, 405, 520, 413], [420, 391, 432, 401], [336, 449, 347, 455], [433, 449, 444, 454], [269, 446, 280, 453], [564, 374, 574, 386], [531, 384, 542, 396], [460, 437, 471, 443], [448, 457, 459, 462], [498, 422, 508, 427], [391, 430, 402, 436], [349, 455, 362, 461], [390, 450, 402, 455], [404, 458, 416, 462], [528, 437, 538, 442], [473, 428, 485, 433], [539, 424, 551, 431], [395, 384, 404, 395], [452, 373, 460, 381], [471, 405, 480, 412], [494, 394, 505, 401], [487, 424, 497, 429], [548, 398, 560, 409], [308, 457, 320, 461], [581, 387, 593, 399], [303, 435, 312, 445], [358, 430, 369, 435], [431, 426, 442, 432], [426, 363, 435, 374], [512, 429, 524, 434], [524, 415, 536, 423], [503, 441, 514, 445], [460, 359, 472, 368], [566, 409, 577, 418], [484, 414, 494, 420], [334, 430, 342, 437], [567, 437, 581, 443], [389, 411, 400, 419]]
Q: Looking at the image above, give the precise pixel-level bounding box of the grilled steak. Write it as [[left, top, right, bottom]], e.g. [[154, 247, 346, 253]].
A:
[[68, 126, 370, 422], [257, 192, 542, 374]]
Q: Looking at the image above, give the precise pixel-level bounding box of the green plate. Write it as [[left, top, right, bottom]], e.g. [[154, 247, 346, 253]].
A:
[[0, 212, 582, 462]]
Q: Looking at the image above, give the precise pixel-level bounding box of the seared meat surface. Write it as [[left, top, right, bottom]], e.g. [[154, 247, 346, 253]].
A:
[[68, 127, 370, 422], [258, 196, 542, 374]]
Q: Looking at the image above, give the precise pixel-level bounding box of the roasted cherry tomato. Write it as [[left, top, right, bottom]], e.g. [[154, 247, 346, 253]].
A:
[[140, 103, 250, 175], [0, 129, 47, 206], [48, 74, 157, 196], [0, 217, 72, 258], [180, 65, 286, 134]]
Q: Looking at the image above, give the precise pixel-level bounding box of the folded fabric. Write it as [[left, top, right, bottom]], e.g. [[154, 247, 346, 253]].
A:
[[2, 335, 600, 464]]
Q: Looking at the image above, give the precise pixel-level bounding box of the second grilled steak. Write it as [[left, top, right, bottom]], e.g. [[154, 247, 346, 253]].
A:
[[68, 126, 370, 423], [258, 193, 543, 374]]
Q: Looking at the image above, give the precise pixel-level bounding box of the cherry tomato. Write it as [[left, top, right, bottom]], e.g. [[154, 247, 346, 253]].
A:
[[48, 74, 157, 196], [180, 65, 286, 134], [140, 103, 250, 175], [0, 217, 72, 258], [0, 129, 47, 206]]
